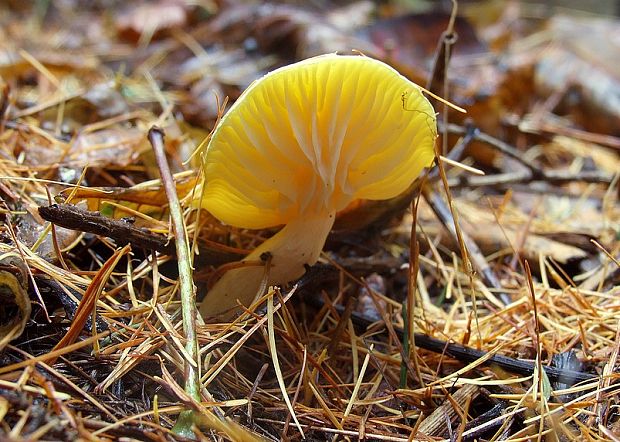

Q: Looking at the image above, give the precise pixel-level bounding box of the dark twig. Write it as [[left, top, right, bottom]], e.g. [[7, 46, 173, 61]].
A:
[[38, 203, 243, 265], [34, 276, 108, 333], [452, 170, 613, 188], [0, 83, 9, 134], [302, 291, 597, 386], [426, 4, 458, 121], [427, 30, 458, 116], [462, 402, 509, 441], [439, 123, 615, 188], [427, 1, 487, 343], [439, 123, 529, 168], [38, 204, 175, 255]]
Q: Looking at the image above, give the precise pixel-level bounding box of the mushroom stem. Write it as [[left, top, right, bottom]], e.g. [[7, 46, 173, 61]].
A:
[[200, 212, 336, 318]]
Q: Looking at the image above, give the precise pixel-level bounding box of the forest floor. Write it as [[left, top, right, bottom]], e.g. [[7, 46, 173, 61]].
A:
[[0, 1, 619, 440]]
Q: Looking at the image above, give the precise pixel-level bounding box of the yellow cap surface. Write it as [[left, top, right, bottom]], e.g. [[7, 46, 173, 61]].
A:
[[201, 54, 436, 229]]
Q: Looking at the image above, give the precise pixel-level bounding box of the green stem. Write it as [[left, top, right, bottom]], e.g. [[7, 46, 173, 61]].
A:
[[149, 127, 200, 433]]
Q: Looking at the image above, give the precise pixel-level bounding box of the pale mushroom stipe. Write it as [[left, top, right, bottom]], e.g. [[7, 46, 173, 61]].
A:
[[198, 53, 437, 318]]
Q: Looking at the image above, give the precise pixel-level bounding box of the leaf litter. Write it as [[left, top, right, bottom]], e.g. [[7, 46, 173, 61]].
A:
[[0, 1, 618, 440]]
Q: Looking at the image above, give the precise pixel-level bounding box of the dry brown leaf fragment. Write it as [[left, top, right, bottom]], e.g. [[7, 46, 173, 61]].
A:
[[72, 127, 144, 166], [115, 0, 189, 42]]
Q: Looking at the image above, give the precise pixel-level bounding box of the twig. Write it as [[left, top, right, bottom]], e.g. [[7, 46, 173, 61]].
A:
[[428, 0, 485, 344], [405, 188, 424, 388], [439, 123, 614, 188], [302, 292, 597, 386], [440, 123, 530, 168], [35, 276, 108, 333], [38, 203, 242, 264], [148, 127, 201, 433], [525, 117, 620, 152], [448, 169, 612, 188], [462, 403, 508, 441], [0, 83, 9, 134], [38, 204, 173, 254], [426, 2, 458, 119]]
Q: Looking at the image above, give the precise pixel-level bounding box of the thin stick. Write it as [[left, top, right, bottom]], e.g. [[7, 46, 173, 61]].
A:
[[405, 189, 424, 388], [439, 123, 614, 188], [39, 203, 175, 255], [303, 295, 596, 385], [427, 0, 484, 342], [148, 128, 201, 413]]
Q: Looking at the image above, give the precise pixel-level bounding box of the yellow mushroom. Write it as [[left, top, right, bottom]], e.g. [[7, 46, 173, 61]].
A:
[[199, 53, 437, 318]]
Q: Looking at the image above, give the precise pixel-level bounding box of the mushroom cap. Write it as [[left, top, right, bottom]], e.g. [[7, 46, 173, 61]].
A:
[[200, 54, 436, 229]]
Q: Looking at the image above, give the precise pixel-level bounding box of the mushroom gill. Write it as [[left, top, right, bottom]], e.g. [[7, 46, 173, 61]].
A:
[[199, 54, 437, 318]]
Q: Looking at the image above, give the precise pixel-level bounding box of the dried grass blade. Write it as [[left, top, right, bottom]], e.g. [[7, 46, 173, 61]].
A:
[[50, 244, 130, 364], [267, 292, 305, 438], [0, 332, 108, 375], [97, 337, 164, 393], [341, 343, 372, 425], [308, 381, 342, 432]]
